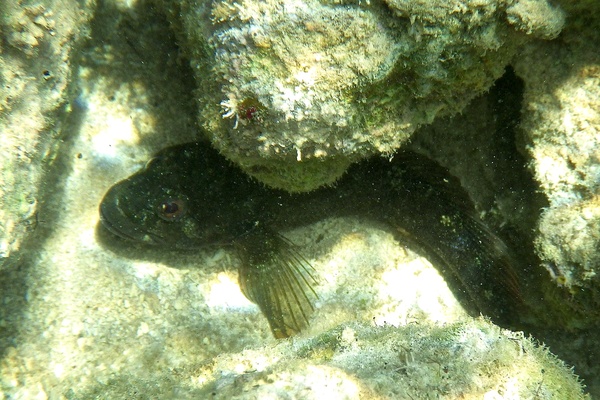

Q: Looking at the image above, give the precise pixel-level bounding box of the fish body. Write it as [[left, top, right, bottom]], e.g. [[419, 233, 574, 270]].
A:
[[100, 141, 524, 337]]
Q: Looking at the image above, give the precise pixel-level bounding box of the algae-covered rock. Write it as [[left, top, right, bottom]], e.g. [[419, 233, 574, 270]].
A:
[[156, 0, 564, 191], [194, 320, 587, 399], [0, 0, 95, 266], [1, 0, 598, 398], [512, 4, 600, 321]]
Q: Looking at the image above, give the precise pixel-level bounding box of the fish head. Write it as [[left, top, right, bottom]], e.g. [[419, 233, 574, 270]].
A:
[[99, 142, 255, 249]]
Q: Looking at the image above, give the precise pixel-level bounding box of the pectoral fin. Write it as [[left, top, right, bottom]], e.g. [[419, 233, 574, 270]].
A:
[[235, 229, 319, 338]]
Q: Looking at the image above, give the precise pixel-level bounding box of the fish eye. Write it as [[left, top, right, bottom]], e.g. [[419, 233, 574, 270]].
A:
[[156, 197, 187, 221]]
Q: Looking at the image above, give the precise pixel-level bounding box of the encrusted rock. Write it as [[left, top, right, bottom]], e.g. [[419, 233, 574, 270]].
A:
[[512, 3, 600, 315], [157, 0, 564, 190]]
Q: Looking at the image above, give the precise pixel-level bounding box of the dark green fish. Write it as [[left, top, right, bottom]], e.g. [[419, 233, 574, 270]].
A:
[[99, 141, 525, 338]]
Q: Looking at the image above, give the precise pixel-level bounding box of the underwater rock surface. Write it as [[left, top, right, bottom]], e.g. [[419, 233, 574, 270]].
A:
[[197, 320, 586, 400], [513, 3, 600, 323], [2, 0, 600, 398], [0, 0, 95, 266], [157, 0, 564, 190]]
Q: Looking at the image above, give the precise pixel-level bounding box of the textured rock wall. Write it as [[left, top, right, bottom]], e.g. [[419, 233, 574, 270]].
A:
[[157, 0, 564, 190], [189, 320, 587, 399], [0, 0, 95, 266], [513, 2, 600, 318], [2, 0, 600, 398]]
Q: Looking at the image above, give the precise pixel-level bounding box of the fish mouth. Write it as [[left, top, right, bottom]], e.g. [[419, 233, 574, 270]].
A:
[[99, 201, 138, 241], [99, 196, 161, 244]]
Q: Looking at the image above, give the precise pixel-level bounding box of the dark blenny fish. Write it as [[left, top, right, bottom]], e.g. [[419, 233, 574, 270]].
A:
[[100, 141, 524, 338]]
